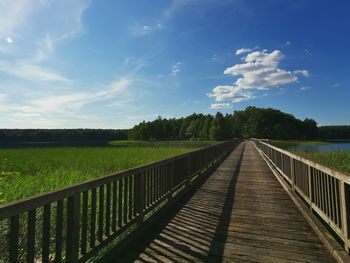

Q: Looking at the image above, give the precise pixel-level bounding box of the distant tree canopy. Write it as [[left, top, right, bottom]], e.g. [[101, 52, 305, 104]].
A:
[[318, 126, 350, 140], [0, 129, 128, 143], [129, 106, 319, 141]]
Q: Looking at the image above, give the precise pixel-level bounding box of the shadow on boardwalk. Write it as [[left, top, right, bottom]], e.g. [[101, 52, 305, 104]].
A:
[[102, 143, 245, 263], [101, 142, 335, 263]]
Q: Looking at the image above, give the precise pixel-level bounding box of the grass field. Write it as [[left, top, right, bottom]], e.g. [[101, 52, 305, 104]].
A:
[[0, 141, 212, 204], [290, 151, 350, 174], [271, 140, 330, 148], [271, 140, 350, 175]]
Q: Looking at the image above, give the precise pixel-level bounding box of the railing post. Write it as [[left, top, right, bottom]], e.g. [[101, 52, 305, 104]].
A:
[[308, 165, 313, 208], [290, 157, 295, 191], [340, 181, 349, 253], [186, 155, 191, 185], [66, 193, 81, 263]]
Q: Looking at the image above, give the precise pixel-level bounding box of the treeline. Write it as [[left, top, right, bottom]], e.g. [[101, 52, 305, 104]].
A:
[[128, 106, 318, 141], [0, 129, 128, 143], [318, 126, 350, 140]]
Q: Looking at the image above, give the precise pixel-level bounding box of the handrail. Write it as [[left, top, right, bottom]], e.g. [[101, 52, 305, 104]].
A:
[[252, 139, 350, 254], [0, 139, 240, 263]]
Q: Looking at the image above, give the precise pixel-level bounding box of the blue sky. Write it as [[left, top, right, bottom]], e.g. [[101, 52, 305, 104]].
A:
[[0, 0, 349, 128]]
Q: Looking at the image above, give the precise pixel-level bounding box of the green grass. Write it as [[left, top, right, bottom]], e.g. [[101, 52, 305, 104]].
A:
[[272, 140, 330, 149], [291, 150, 350, 175], [271, 140, 350, 175], [0, 141, 211, 204]]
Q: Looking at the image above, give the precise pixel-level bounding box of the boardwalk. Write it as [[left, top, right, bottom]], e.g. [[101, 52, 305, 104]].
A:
[[111, 142, 336, 262]]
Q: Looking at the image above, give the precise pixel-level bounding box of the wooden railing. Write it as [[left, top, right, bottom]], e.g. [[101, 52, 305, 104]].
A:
[[0, 140, 239, 263], [253, 139, 350, 253]]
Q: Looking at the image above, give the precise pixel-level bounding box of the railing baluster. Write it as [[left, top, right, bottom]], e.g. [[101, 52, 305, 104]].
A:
[[55, 200, 64, 263], [118, 179, 123, 228], [98, 185, 104, 242], [27, 209, 36, 263], [128, 175, 133, 221], [42, 204, 51, 263], [66, 194, 80, 263], [0, 140, 237, 263], [9, 215, 19, 263], [106, 183, 111, 236], [81, 191, 88, 255], [112, 180, 117, 232], [90, 188, 97, 248], [123, 177, 128, 224]]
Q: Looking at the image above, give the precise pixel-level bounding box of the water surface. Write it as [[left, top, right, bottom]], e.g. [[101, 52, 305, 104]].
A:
[[288, 142, 350, 151]]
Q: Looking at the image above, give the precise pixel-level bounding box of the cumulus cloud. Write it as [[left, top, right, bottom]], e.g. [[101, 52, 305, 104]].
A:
[[235, 48, 252, 55], [208, 49, 309, 109]]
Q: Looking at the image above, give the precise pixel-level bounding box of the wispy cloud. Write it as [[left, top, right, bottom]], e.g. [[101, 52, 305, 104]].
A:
[[5, 37, 13, 44], [332, 83, 341, 88], [208, 48, 309, 109], [0, 77, 132, 127], [300, 86, 311, 91], [0, 60, 69, 82], [171, 62, 181, 77], [130, 23, 164, 37], [235, 48, 252, 55], [294, 70, 309, 77], [0, 0, 90, 58]]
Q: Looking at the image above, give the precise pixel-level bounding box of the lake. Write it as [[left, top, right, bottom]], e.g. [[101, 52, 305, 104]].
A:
[[288, 142, 350, 151]]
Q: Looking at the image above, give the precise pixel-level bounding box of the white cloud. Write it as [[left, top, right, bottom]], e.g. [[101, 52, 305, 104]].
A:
[[208, 49, 309, 108], [235, 48, 252, 55], [0, 77, 132, 127], [0, 0, 90, 59], [224, 50, 300, 90], [171, 62, 181, 77], [5, 37, 13, 43], [210, 103, 232, 110], [208, 85, 254, 103], [294, 70, 309, 77], [0, 60, 69, 82], [300, 86, 310, 91], [285, 41, 291, 46], [130, 23, 164, 37]]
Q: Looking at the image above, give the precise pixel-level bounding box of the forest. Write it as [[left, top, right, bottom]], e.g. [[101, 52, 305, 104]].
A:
[[128, 107, 319, 141], [1, 107, 349, 142], [0, 129, 128, 143], [318, 125, 350, 140]]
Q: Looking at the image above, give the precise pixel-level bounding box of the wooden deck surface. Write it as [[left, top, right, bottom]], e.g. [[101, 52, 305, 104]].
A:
[[111, 142, 336, 262]]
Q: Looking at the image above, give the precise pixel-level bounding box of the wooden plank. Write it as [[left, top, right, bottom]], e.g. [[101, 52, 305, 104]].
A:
[[113, 142, 337, 263]]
